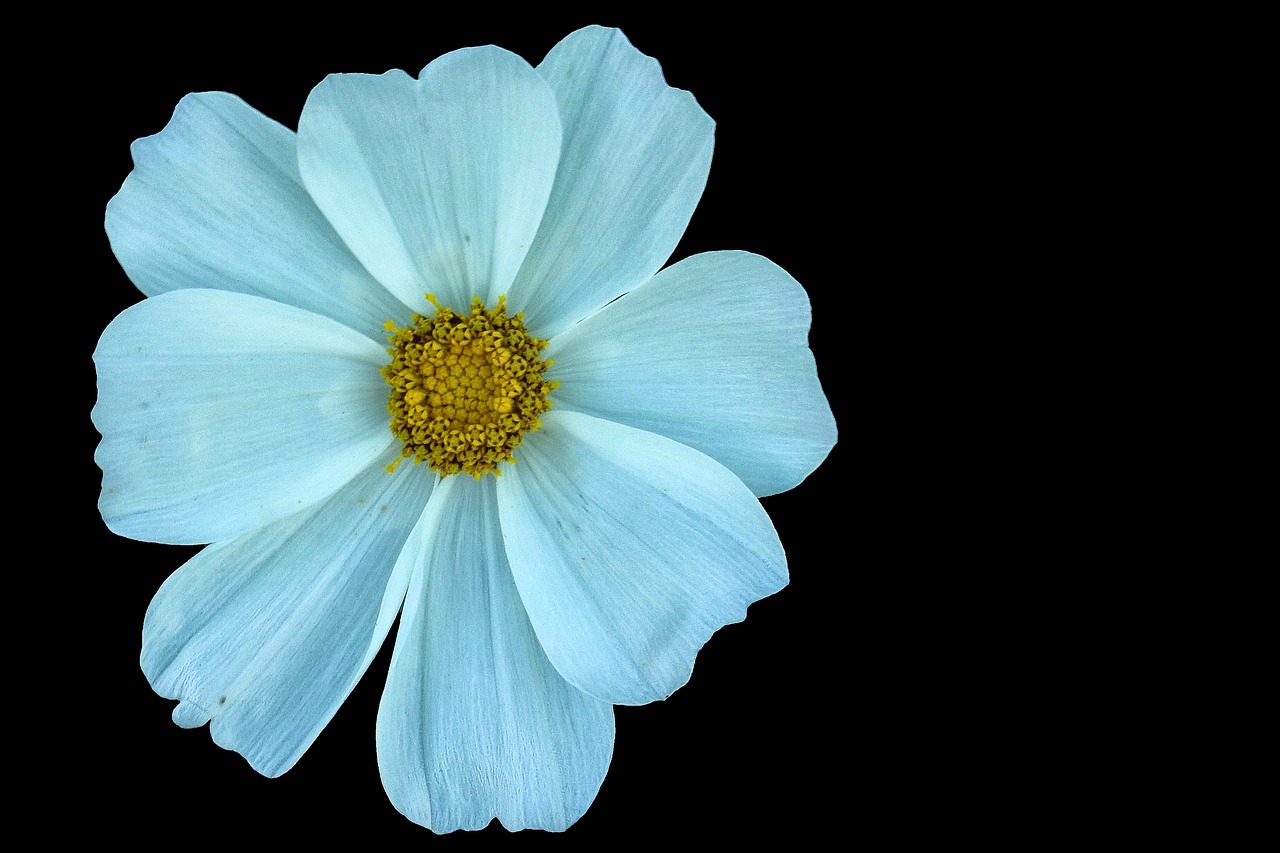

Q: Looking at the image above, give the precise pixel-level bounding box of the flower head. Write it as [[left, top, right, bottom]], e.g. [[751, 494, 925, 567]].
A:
[[95, 26, 836, 833]]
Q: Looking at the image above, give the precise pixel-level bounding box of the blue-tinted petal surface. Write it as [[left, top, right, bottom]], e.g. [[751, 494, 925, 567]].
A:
[[142, 449, 434, 776], [511, 26, 714, 336], [297, 47, 561, 314], [496, 410, 787, 706], [105, 92, 405, 342], [93, 289, 391, 544], [378, 474, 614, 832], [548, 250, 837, 497]]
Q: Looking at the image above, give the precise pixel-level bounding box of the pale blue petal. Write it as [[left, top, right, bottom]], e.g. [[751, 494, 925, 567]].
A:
[[511, 26, 714, 337], [297, 47, 561, 315], [105, 92, 406, 343], [496, 410, 787, 706], [547, 250, 837, 497], [141, 448, 434, 777], [378, 474, 613, 833], [93, 289, 392, 545]]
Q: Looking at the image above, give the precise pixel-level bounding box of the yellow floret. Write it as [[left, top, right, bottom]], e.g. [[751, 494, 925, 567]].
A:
[[382, 295, 556, 478]]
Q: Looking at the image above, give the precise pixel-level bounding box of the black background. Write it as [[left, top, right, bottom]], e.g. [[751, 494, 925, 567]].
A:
[[65, 12, 854, 844]]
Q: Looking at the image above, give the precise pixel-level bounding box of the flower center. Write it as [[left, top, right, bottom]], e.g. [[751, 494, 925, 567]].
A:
[[381, 295, 556, 478]]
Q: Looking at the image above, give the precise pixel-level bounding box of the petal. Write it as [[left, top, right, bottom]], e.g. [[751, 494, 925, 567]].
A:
[[378, 474, 613, 833], [547, 250, 837, 497], [141, 448, 435, 777], [297, 47, 561, 314], [93, 289, 393, 545], [496, 410, 787, 706], [511, 26, 715, 337], [105, 91, 406, 343]]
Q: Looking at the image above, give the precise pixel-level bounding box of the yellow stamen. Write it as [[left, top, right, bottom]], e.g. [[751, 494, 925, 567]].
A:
[[381, 295, 556, 478]]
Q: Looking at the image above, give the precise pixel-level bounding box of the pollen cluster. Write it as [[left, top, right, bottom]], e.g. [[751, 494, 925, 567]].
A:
[[382, 295, 556, 478]]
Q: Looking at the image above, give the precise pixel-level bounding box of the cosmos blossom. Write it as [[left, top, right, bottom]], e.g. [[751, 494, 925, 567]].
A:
[[94, 25, 836, 832]]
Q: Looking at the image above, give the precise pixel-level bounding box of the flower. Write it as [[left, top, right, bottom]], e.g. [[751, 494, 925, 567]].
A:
[[94, 26, 836, 833]]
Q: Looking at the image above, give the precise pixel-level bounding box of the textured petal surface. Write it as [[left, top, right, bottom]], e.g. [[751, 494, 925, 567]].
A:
[[511, 26, 714, 337], [297, 47, 561, 314], [93, 289, 392, 544], [378, 474, 614, 833], [105, 92, 406, 342], [141, 450, 435, 777], [497, 410, 787, 706], [547, 250, 837, 497]]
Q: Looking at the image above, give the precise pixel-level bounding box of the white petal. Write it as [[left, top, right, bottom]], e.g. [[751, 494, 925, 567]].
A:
[[297, 47, 561, 314], [511, 26, 714, 337], [378, 474, 613, 833], [141, 449, 435, 777], [547, 250, 837, 497], [496, 410, 787, 706], [93, 289, 392, 544], [105, 92, 406, 342]]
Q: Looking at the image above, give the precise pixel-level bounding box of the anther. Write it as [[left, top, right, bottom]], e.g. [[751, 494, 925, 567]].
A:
[[381, 295, 556, 478]]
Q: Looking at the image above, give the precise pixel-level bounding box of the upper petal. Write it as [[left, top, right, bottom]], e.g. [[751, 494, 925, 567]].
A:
[[496, 410, 787, 706], [377, 474, 614, 833], [142, 448, 434, 777], [510, 26, 715, 337], [296, 47, 562, 314], [105, 91, 406, 342], [547, 250, 837, 497], [93, 289, 393, 544]]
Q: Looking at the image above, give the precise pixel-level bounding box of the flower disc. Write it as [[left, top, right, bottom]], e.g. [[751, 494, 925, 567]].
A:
[[382, 295, 555, 478]]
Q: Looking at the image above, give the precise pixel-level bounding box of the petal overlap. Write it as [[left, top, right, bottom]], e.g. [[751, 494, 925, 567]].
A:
[[378, 475, 614, 832], [93, 289, 393, 544], [105, 92, 406, 343], [297, 46, 562, 314], [547, 250, 837, 497], [511, 26, 715, 337], [497, 410, 788, 706], [141, 449, 435, 777]]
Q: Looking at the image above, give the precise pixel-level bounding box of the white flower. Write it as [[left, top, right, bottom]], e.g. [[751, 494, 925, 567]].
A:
[[94, 25, 836, 833]]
